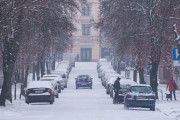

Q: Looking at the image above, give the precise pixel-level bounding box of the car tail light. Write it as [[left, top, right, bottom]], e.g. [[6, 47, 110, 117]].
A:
[[48, 88, 52, 93], [26, 89, 31, 94], [126, 94, 132, 98], [150, 95, 156, 99], [57, 81, 60, 84], [119, 91, 123, 94], [88, 79, 92, 81], [76, 79, 80, 82]]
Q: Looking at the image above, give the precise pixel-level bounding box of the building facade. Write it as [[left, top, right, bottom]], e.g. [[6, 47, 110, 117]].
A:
[[71, 0, 100, 62]]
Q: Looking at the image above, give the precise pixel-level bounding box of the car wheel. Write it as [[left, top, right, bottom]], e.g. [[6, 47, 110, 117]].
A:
[[61, 87, 64, 90], [50, 100, 53, 104], [56, 94, 59, 98], [106, 90, 109, 94], [150, 106, 155, 111], [25, 100, 29, 104], [90, 86, 92, 89], [58, 87, 61, 93], [65, 84, 67, 88], [52, 96, 55, 102], [113, 97, 117, 104], [124, 103, 129, 110], [76, 86, 78, 89]]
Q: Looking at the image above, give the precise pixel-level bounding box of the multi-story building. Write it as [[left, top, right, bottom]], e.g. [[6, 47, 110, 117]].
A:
[[71, 0, 100, 62]]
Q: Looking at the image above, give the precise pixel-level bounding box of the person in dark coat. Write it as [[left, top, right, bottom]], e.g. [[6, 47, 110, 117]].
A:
[[113, 77, 121, 104], [166, 76, 178, 100]]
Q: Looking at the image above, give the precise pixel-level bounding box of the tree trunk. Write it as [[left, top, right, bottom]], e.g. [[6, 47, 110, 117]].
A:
[[0, 47, 17, 106], [40, 54, 45, 77], [139, 68, 145, 84], [33, 63, 36, 80], [36, 57, 40, 80], [150, 61, 159, 99], [20, 66, 29, 98], [52, 59, 56, 71], [46, 61, 50, 74], [133, 69, 137, 82]]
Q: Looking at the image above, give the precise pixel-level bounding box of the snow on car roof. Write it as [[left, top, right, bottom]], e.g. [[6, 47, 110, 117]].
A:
[[42, 76, 59, 81], [27, 81, 53, 89], [108, 77, 136, 84], [120, 79, 137, 84], [40, 77, 57, 81], [51, 71, 66, 76], [43, 75, 59, 77], [130, 84, 151, 87]]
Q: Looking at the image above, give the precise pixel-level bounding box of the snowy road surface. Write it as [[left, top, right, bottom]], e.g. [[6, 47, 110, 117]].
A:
[[0, 62, 176, 120]]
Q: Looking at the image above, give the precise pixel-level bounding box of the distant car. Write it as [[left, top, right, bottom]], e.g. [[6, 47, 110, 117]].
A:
[[75, 75, 93, 89], [124, 84, 156, 111], [25, 81, 55, 104], [39, 78, 59, 98]]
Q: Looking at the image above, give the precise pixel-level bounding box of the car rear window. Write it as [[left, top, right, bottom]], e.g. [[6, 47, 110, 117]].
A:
[[130, 86, 152, 93], [120, 84, 131, 89]]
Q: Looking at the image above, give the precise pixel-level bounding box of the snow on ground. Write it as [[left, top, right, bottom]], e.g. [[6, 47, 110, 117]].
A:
[[0, 62, 179, 120]]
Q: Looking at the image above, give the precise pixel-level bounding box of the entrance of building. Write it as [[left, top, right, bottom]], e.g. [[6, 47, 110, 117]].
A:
[[80, 48, 92, 62]]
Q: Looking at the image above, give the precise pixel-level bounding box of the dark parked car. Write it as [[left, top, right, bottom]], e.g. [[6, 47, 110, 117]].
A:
[[115, 84, 131, 103], [75, 75, 93, 89], [124, 84, 156, 111], [25, 81, 55, 104]]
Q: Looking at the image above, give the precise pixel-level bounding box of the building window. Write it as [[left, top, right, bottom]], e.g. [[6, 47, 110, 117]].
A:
[[82, 24, 90, 35], [82, 7, 90, 16]]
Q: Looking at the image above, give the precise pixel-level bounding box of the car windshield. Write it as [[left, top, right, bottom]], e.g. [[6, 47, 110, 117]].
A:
[[130, 86, 152, 93], [78, 75, 89, 80]]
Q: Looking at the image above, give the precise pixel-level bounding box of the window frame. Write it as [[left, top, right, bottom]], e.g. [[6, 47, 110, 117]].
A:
[[82, 24, 91, 35], [82, 6, 90, 16]]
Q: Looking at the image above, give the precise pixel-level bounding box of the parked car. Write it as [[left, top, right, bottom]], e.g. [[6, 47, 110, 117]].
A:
[[116, 80, 137, 103], [51, 70, 68, 88], [58, 61, 71, 75], [25, 81, 55, 104], [108, 78, 136, 99], [124, 84, 156, 111], [39, 78, 59, 98], [106, 77, 117, 95], [43, 75, 62, 93], [75, 75, 93, 89]]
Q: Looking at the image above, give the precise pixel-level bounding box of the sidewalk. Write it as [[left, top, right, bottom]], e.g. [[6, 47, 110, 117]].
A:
[[156, 84, 180, 120]]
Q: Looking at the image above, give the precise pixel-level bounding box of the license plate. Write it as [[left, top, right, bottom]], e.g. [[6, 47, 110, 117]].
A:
[[35, 91, 43, 94], [136, 96, 146, 99]]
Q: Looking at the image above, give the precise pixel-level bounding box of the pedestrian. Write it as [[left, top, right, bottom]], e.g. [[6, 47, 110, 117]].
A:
[[76, 54, 79, 62], [166, 76, 178, 100], [113, 77, 121, 104]]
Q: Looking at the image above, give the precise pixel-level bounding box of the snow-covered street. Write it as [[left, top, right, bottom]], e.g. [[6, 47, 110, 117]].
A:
[[0, 62, 178, 120]]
